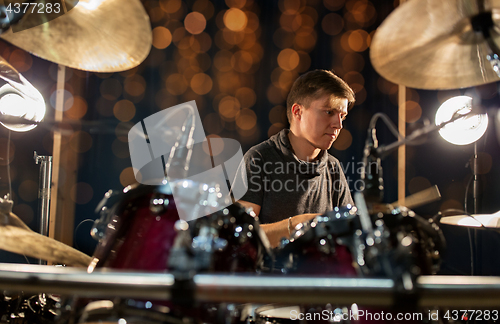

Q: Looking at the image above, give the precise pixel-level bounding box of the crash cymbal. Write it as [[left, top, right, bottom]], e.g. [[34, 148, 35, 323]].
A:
[[0, 0, 152, 72], [440, 212, 500, 229], [370, 0, 500, 90]]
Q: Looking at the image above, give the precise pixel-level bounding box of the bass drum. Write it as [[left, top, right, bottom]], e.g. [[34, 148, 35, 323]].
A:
[[61, 182, 271, 324]]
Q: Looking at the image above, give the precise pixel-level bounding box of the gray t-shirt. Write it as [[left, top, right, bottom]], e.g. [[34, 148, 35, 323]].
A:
[[237, 129, 354, 224]]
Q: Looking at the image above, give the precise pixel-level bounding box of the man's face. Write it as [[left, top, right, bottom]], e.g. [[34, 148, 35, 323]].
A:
[[295, 94, 348, 151]]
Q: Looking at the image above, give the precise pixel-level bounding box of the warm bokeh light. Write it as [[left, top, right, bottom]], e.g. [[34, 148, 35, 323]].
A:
[[218, 96, 241, 121], [120, 167, 138, 187], [9, 49, 32, 72], [277, 48, 300, 71], [236, 108, 257, 130], [347, 29, 370, 52], [70, 131, 93, 153], [113, 100, 136, 122], [166, 73, 189, 95], [185, 12, 207, 35], [332, 129, 352, 150], [232, 50, 253, 73], [190, 73, 213, 95], [152, 26, 173, 49], [202, 134, 224, 156], [440, 199, 463, 212], [116, 122, 132, 143], [405, 100, 422, 123], [235, 87, 256, 108], [294, 31, 317, 51], [159, 0, 182, 13], [50, 90, 73, 111], [65, 96, 88, 120], [224, 8, 247, 31], [342, 53, 365, 72], [124, 75, 146, 97]]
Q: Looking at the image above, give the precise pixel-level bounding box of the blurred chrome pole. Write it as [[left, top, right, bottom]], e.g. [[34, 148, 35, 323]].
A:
[[34, 151, 53, 264]]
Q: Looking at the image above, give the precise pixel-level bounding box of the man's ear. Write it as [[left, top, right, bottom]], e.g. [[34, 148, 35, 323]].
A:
[[291, 103, 302, 121]]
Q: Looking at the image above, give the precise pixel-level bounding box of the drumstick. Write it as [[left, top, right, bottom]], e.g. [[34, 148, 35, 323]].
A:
[[391, 185, 441, 209]]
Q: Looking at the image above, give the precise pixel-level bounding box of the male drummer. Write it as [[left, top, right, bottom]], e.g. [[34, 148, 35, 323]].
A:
[[237, 70, 355, 247]]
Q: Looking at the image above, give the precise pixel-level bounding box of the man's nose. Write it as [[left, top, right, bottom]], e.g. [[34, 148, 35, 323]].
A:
[[331, 113, 343, 129]]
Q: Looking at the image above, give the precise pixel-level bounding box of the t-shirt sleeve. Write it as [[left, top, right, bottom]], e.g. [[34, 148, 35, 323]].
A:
[[234, 148, 265, 206], [335, 160, 354, 207]]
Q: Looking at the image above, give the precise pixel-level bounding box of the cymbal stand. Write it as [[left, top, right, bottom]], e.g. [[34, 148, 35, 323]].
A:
[[470, 11, 500, 78], [34, 151, 53, 265]]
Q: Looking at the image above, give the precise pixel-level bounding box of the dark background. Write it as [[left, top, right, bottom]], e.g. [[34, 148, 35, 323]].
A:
[[0, 0, 499, 275]]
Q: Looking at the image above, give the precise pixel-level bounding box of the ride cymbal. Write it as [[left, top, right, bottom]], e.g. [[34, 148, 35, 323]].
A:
[[441, 212, 500, 229], [0, 0, 152, 72], [370, 0, 500, 90]]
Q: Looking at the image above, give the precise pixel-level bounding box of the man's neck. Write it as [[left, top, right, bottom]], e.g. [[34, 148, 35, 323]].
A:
[[287, 129, 322, 162]]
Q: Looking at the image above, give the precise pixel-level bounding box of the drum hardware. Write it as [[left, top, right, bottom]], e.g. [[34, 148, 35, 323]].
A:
[[370, 0, 500, 90], [0, 0, 151, 72], [3, 264, 500, 307]]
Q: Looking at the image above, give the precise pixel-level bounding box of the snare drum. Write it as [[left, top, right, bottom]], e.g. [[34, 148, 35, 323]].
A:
[[275, 205, 444, 277], [275, 205, 359, 275]]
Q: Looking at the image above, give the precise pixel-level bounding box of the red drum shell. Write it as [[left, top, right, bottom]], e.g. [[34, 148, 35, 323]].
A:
[[91, 184, 179, 272]]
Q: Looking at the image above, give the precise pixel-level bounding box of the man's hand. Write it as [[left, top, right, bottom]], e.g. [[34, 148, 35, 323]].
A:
[[238, 200, 319, 248]]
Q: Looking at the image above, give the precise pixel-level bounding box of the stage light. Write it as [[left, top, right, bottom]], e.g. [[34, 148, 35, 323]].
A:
[[435, 96, 488, 145], [0, 56, 46, 132]]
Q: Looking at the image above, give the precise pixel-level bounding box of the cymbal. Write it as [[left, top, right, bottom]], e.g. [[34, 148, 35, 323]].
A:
[[0, 198, 91, 267], [0, 0, 152, 72], [440, 213, 500, 229], [0, 224, 92, 266], [370, 0, 500, 90]]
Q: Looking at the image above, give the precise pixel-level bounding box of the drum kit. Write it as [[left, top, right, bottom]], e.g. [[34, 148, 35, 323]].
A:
[[0, 0, 499, 323]]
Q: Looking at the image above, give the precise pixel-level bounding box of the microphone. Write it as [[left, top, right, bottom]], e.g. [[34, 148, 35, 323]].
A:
[[165, 110, 196, 180], [360, 126, 384, 203], [0, 4, 26, 33]]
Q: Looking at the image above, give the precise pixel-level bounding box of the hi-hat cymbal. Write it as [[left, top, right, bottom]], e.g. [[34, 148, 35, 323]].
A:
[[0, 0, 152, 72], [370, 0, 500, 90], [0, 224, 92, 267], [440, 212, 500, 229], [0, 199, 91, 267]]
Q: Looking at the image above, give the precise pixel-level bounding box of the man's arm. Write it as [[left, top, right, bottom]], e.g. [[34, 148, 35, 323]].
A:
[[238, 200, 318, 248]]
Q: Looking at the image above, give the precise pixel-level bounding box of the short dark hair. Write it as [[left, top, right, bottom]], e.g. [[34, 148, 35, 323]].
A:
[[286, 70, 355, 123]]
